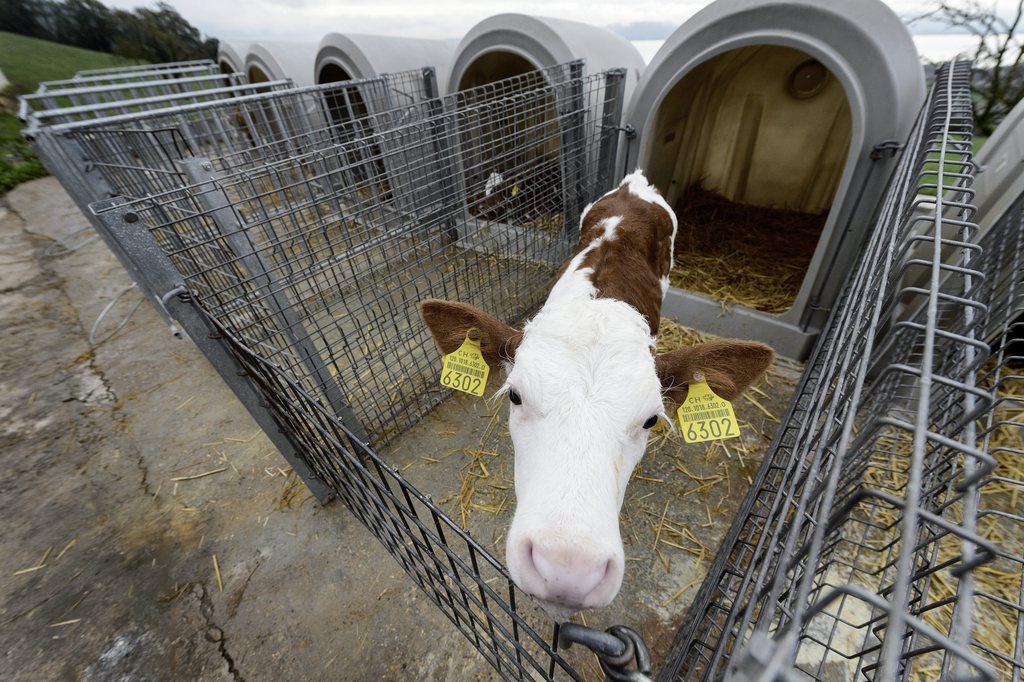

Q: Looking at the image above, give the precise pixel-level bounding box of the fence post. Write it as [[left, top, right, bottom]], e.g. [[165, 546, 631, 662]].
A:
[[559, 61, 587, 240], [177, 158, 372, 447], [598, 69, 627, 192], [92, 198, 335, 503], [424, 68, 462, 241]]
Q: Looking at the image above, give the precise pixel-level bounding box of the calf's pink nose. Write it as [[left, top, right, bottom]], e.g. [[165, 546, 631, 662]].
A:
[[519, 539, 620, 609]]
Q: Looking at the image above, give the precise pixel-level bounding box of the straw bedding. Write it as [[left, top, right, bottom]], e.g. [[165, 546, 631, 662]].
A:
[[669, 185, 826, 314]]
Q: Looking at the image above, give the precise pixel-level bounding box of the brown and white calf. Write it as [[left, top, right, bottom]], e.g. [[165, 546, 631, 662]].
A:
[[421, 170, 773, 618]]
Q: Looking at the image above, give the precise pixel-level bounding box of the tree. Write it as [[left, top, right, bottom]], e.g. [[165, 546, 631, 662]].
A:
[[1, 0, 217, 65], [917, 1, 1024, 136], [0, 0, 54, 40], [53, 0, 114, 52], [111, 2, 214, 63]]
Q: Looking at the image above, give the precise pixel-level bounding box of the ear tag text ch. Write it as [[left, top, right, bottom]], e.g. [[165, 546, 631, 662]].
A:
[[676, 372, 740, 443], [440, 328, 490, 397]]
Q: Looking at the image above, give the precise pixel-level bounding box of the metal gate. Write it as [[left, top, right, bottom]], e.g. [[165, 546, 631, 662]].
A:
[[658, 61, 1023, 682], [23, 68, 434, 330], [88, 66, 627, 679]]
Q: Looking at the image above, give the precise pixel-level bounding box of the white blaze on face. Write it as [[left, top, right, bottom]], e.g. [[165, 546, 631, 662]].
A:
[[503, 212, 667, 618]]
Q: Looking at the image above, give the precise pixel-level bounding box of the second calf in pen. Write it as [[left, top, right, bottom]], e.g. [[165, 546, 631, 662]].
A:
[[421, 171, 774, 618]]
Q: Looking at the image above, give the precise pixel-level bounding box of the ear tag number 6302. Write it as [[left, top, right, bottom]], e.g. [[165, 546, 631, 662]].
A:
[[676, 374, 740, 444], [440, 330, 489, 397]]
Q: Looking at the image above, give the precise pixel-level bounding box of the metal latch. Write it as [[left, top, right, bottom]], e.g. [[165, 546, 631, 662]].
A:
[[558, 623, 652, 682], [603, 124, 637, 139]]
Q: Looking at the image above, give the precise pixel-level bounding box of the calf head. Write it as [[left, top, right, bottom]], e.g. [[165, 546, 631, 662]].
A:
[[421, 299, 772, 618]]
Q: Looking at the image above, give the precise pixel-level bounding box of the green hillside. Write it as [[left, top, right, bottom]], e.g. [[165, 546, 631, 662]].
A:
[[0, 32, 143, 192], [0, 31, 142, 94]]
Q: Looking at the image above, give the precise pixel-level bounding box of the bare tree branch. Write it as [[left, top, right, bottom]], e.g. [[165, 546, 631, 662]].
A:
[[916, 0, 1024, 136]]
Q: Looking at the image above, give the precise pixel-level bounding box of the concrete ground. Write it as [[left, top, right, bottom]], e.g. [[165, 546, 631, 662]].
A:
[[0, 177, 497, 681]]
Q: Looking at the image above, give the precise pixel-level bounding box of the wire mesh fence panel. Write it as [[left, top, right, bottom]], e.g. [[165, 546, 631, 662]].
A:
[[90, 66, 627, 680], [966, 189, 1024, 682], [20, 74, 294, 234], [46, 69, 434, 201], [19, 72, 255, 125], [92, 65, 624, 446], [34, 60, 220, 92], [20, 76, 284, 131], [19, 77, 291, 328], [22, 71, 434, 330], [72, 59, 217, 78], [657, 60, 1023, 682]]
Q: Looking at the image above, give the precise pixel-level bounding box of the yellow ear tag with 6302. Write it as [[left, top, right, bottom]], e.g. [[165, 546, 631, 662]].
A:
[[676, 374, 740, 443], [440, 330, 490, 397]]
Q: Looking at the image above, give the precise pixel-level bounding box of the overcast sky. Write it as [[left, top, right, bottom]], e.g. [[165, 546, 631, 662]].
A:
[[100, 0, 1013, 43]]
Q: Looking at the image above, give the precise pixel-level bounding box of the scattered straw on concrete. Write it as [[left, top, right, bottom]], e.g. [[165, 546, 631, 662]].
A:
[[170, 467, 227, 482], [669, 184, 825, 314], [13, 546, 54, 576], [212, 554, 224, 593], [49, 618, 82, 628], [443, 409, 513, 530], [54, 539, 76, 561]]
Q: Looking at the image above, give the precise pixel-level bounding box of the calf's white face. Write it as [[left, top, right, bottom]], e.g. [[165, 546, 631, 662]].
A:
[[420, 171, 773, 619], [502, 297, 666, 617]]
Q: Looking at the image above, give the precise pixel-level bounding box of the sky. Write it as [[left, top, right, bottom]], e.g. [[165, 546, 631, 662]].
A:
[[98, 0, 1018, 43]]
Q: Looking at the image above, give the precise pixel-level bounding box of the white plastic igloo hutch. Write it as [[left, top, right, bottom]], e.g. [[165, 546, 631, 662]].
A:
[[244, 41, 318, 87], [315, 33, 457, 96], [446, 13, 645, 96], [626, 0, 925, 358], [216, 41, 249, 76]]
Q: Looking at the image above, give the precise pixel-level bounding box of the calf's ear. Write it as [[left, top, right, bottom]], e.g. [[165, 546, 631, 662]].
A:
[[655, 340, 774, 404], [419, 299, 522, 368]]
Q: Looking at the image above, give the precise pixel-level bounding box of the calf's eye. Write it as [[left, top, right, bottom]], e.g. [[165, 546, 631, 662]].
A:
[[509, 390, 522, 406], [642, 415, 658, 429]]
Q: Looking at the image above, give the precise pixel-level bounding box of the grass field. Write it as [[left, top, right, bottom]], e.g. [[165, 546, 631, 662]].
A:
[[0, 112, 44, 191], [0, 32, 145, 192], [0, 31, 141, 95]]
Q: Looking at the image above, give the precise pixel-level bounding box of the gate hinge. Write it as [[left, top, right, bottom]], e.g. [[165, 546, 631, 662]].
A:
[[870, 140, 904, 159]]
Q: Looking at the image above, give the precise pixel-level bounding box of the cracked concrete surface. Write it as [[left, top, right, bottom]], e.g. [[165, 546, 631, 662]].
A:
[[0, 178, 498, 681]]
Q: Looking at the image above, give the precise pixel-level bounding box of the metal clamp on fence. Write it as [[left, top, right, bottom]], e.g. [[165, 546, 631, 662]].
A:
[[558, 623, 652, 682], [158, 285, 188, 338]]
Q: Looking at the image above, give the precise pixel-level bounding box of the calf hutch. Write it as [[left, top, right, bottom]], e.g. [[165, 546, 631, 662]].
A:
[[625, 0, 925, 359], [443, 16, 644, 262], [974, 96, 1024, 232], [216, 41, 250, 75], [244, 41, 318, 87], [20, 17, 1024, 682], [316, 33, 457, 96], [446, 13, 645, 99]]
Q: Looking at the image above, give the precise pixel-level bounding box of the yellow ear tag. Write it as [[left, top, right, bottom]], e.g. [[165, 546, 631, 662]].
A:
[[440, 331, 490, 397], [510, 184, 520, 197], [676, 374, 740, 443]]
